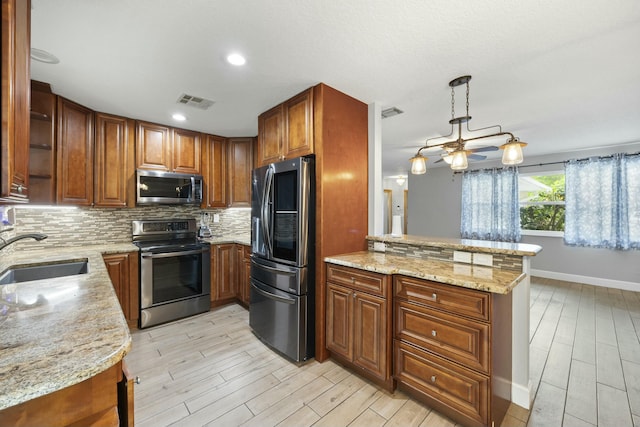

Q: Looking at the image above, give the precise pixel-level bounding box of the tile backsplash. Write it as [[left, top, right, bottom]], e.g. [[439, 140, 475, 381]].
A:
[[1, 205, 251, 251]]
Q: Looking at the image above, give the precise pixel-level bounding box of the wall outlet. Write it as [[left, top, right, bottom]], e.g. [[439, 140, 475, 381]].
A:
[[373, 242, 386, 252], [213, 214, 220, 223], [453, 250, 472, 263], [473, 253, 493, 267]]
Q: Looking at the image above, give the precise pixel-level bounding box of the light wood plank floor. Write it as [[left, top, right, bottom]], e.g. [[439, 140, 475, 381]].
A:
[[124, 277, 640, 427]]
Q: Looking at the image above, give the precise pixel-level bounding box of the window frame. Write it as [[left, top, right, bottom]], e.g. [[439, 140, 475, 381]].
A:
[[518, 170, 565, 238]]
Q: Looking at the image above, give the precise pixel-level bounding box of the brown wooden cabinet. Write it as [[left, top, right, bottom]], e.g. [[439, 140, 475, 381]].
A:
[[393, 275, 512, 427], [28, 80, 56, 204], [236, 244, 251, 306], [135, 121, 171, 172], [0, 361, 122, 427], [325, 264, 393, 391], [94, 113, 135, 207], [172, 127, 202, 174], [136, 121, 202, 174], [1, 0, 31, 202], [56, 97, 94, 206], [102, 252, 139, 329], [257, 88, 313, 166], [211, 243, 237, 305], [202, 134, 227, 208], [227, 137, 253, 207]]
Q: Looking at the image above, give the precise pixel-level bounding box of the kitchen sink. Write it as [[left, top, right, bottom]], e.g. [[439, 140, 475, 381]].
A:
[[0, 259, 89, 285]]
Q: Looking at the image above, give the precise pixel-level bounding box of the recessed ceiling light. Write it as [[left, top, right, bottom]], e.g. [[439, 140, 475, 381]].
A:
[[31, 48, 59, 64], [227, 53, 246, 66], [172, 113, 186, 121]]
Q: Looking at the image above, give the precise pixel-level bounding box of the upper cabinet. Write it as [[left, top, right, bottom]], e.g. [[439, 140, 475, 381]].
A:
[[136, 121, 202, 174], [29, 81, 56, 204], [56, 97, 94, 206], [227, 137, 254, 207], [202, 134, 227, 208], [172, 127, 202, 174], [94, 112, 135, 207], [1, 0, 31, 202], [257, 87, 313, 166]]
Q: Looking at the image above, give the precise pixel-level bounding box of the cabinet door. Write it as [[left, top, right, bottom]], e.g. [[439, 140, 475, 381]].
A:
[[257, 104, 283, 166], [203, 134, 227, 207], [353, 291, 387, 380], [235, 244, 251, 305], [172, 128, 201, 174], [94, 113, 134, 207], [102, 252, 139, 327], [284, 88, 313, 159], [136, 121, 171, 171], [213, 244, 236, 301], [227, 138, 253, 207], [56, 97, 94, 206], [1, 0, 30, 202], [326, 282, 353, 360]]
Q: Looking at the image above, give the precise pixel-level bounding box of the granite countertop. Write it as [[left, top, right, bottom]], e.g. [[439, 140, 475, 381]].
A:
[[325, 251, 526, 294], [0, 243, 137, 411], [367, 234, 542, 257]]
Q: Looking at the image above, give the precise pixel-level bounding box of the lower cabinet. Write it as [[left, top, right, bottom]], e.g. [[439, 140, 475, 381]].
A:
[[0, 362, 123, 427], [393, 275, 512, 427], [325, 264, 393, 391], [236, 244, 251, 306], [102, 252, 139, 329], [211, 243, 237, 306]]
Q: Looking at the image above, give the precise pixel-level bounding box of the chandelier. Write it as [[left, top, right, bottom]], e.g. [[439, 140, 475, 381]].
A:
[[409, 75, 527, 174]]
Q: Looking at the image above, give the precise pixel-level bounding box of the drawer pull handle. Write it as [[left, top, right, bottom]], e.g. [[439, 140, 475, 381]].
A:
[[353, 293, 356, 298], [351, 277, 355, 283], [431, 330, 437, 337], [430, 375, 437, 383], [431, 293, 437, 300]]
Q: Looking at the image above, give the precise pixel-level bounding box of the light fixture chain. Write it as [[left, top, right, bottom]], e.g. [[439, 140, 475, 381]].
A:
[[465, 81, 470, 118], [451, 86, 455, 120]]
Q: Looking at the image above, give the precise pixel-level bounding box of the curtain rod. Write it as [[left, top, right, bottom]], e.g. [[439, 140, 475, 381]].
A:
[[456, 151, 640, 174]]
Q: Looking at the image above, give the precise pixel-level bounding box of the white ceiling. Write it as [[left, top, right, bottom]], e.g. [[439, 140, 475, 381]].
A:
[[30, 0, 640, 176]]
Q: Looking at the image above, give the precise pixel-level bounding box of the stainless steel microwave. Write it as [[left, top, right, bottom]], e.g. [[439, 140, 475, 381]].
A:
[[136, 169, 203, 205]]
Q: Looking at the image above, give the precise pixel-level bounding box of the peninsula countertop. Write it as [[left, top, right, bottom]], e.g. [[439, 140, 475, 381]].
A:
[[324, 251, 526, 294], [0, 243, 137, 411]]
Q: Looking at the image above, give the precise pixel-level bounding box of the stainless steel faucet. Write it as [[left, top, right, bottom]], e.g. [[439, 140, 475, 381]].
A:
[[0, 229, 48, 251]]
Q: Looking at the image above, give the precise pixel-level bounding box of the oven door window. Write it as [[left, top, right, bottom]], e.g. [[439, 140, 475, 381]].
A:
[[151, 252, 202, 304]]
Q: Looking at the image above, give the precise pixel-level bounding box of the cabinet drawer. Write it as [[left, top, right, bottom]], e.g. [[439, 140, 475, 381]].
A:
[[394, 276, 490, 321], [395, 300, 489, 373], [394, 340, 488, 427], [327, 264, 387, 297]]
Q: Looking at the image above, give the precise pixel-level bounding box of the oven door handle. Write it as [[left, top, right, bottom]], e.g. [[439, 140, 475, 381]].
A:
[[141, 248, 209, 259], [251, 281, 296, 305]]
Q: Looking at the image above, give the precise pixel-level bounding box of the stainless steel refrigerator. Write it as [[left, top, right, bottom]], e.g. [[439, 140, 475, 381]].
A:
[[249, 156, 315, 362]]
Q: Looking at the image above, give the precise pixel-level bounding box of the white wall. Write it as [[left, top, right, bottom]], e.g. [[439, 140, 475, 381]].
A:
[[408, 143, 640, 286]]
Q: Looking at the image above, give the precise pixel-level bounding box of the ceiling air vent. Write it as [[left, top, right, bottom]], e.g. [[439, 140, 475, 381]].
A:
[[381, 107, 403, 119], [176, 93, 215, 110]]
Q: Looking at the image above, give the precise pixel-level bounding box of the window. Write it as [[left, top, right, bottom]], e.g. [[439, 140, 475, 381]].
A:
[[518, 172, 565, 237]]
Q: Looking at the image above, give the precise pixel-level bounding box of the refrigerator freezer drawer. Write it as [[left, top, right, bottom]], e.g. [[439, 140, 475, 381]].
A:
[[249, 279, 313, 362]]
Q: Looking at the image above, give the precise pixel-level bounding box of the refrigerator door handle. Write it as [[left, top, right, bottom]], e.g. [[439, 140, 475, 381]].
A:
[[261, 165, 274, 257], [250, 258, 297, 276], [251, 281, 296, 305]]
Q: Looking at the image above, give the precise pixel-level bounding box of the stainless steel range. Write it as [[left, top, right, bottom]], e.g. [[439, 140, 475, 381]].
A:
[[132, 219, 211, 328]]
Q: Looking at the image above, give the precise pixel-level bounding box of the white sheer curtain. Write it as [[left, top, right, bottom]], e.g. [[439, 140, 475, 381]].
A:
[[565, 153, 640, 250], [460, 167, 521, 242]]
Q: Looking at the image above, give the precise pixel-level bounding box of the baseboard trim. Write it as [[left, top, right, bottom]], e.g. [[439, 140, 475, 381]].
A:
[[531, 269, 639, 292], [511, 380, 531, 410]]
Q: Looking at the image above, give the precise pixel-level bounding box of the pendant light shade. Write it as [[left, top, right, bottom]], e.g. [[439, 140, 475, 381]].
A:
[[450, 150, 468, 170], [500, 138, 528, 165], [410, 153, 427, 174]]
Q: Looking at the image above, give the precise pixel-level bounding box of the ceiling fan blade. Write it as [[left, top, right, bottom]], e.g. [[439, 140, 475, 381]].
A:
[[469, 145, 499, 153], [468, 154, 487, 160]]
